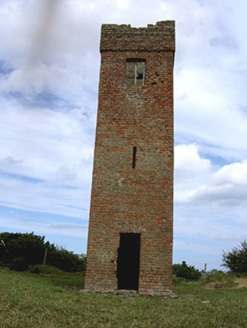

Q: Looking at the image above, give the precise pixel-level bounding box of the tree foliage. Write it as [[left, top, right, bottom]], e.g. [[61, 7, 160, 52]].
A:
[[173, 261, 202, 281], [0, 232, 86, 272], [222, 241, 247, 274]]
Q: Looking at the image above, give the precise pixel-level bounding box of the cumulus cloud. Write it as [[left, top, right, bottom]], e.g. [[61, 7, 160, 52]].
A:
[[192, 162, 247, 205], [175, 67, 247, 161], [175, 144, 211, 182], [213, 161, 247, 186], [175, 159, 247, 206], [174, 142, 247, 267]]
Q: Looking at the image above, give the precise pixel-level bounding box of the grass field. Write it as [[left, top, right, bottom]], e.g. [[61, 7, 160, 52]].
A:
[[0, 268, 247, 327]]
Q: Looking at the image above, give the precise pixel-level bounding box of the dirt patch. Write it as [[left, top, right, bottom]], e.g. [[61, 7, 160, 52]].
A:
[[235, 278, 247, 289], [203, 282, 217, 289], [203, 278, 247, 289]]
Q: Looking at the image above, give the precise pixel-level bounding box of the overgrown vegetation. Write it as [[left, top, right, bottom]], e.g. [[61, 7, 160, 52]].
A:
[[222, 240, 247, 274], [173, 261, 202, 281], [0, 232, 86, 272], [204, 269, 237, 289]]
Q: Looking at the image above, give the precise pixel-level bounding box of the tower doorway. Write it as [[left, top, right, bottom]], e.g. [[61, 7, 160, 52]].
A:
[[117, 233, 141, 290]]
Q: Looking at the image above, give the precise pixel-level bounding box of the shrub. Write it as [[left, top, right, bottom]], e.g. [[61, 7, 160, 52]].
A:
[[222, 241, 247, 274], [0, 232, 46, 266], [0, 232, 86, 272], [173, 261, 202, 281], [10, 257, 28, 271]]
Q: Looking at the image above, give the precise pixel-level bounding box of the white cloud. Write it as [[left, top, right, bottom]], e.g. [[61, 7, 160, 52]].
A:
[[0, 217, 88, 239], [49, 223, 88, 230], [175, 67, 247, 161], [175, 160, 247, 206], [192, 162, 247, 206], [0, 174, 90, 218], [174, 143, 247, 267], [0, 98, 94, 180], [0, 95, 94, 219], [175, 144, 211, 182], [213, 161, 247, 186]]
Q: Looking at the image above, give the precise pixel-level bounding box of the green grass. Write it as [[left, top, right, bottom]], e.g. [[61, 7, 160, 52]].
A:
[[0, 268, 247, 327]]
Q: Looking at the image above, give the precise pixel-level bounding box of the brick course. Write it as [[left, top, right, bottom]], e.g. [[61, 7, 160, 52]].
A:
[[85, 21, 175, 296]]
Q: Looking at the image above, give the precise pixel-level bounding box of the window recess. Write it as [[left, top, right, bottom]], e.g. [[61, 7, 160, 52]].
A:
[[132, 146, 137, 169], [126, 59, 146, 86]]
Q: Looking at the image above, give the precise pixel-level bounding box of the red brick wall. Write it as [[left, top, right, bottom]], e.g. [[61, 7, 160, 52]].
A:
[[85, 21, 175, 296]]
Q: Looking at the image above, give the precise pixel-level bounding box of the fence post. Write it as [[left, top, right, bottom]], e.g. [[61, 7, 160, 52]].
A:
[[43, 248, 48, 265]]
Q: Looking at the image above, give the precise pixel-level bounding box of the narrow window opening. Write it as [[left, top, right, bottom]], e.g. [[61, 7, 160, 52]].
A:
[[132, 147, 137, 169]]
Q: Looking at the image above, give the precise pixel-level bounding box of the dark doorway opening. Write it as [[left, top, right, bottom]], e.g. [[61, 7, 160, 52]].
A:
[[117, 233, 141, 290]]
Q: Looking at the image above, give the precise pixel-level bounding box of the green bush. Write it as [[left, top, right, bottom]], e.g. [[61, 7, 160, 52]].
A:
[[222, 241, 247, 274], [10, 257, 28, 271], [45, 246, 86, 272], [0, 232, 86, 273], [172, 276, 187, 285], [173, 261, 202, 281], [0, 232, 46, 266]]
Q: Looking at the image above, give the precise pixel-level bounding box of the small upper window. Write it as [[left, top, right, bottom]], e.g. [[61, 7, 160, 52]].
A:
[[126, 59, 145, 86]]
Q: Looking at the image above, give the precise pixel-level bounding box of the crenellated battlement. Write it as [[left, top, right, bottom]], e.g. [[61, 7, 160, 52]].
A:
[[100, 21, 175, 52]]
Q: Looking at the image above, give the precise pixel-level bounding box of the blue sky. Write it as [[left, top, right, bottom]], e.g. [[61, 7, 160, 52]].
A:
[[0, 0, 246, 271]]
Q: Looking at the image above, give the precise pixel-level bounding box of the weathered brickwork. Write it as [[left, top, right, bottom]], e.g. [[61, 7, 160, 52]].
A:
[[85, 21, 175, 296]]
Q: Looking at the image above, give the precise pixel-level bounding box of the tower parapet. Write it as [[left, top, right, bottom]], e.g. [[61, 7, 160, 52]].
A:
[[100, 21, 175, 52]]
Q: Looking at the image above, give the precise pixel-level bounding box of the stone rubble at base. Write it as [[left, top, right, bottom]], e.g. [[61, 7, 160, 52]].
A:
[[79, 289, 178, 299]]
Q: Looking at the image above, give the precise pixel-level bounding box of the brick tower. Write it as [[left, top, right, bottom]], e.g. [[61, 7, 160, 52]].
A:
[[85, 21, 175, 296]]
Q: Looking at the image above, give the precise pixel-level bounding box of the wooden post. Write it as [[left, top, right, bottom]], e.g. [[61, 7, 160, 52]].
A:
[[43, 248, 48, 265]]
